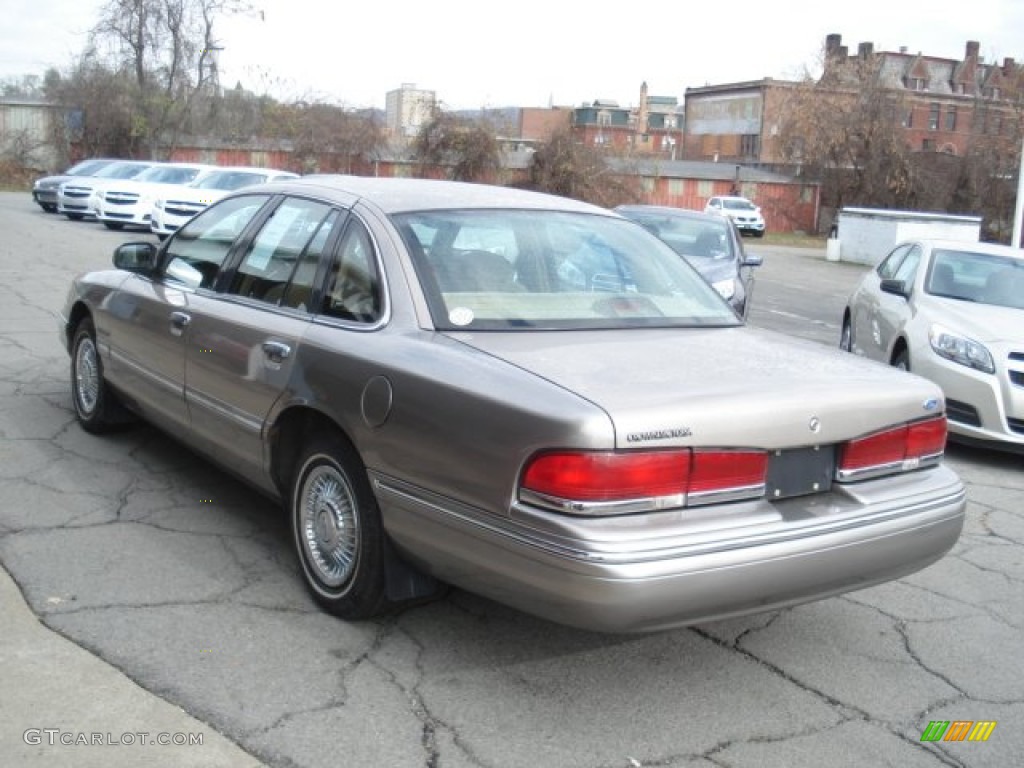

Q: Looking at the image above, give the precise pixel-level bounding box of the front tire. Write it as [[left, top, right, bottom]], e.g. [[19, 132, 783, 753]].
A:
[[70, 318, 126, 433], [291, 435, 389, 619], [893, 348, 910, 371], [103, 221, 124, 230], [840, 316, 852, 351]]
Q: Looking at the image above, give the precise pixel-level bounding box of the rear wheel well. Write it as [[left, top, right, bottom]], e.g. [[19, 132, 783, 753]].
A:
[[269, 406, 442, 603], [269, 407, 353, 496]]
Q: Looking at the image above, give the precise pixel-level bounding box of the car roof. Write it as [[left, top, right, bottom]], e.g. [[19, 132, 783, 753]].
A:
[[913, 239, 1024, 259], [616, 204, 719, 221], [253, 175, 610, 215], [204, 166, 296, 176]]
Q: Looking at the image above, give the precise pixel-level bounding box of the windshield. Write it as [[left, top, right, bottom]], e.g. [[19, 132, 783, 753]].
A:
[[67, 159, 112, 176], [95, 162, 154, 179], [393, 209, 738, 331], [926, 249, 1024, 309], [723, 199, 756, 211], [136, 165, 203, 184], [193, 171, 267, 190]]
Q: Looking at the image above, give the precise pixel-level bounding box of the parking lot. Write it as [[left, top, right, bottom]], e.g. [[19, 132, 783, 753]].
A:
[[0, 189, 1021, 768]]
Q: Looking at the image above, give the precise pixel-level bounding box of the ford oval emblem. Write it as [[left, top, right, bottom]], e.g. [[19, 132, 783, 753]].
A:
[[808, 416, 821, 433], [923, 398, 940, 412]]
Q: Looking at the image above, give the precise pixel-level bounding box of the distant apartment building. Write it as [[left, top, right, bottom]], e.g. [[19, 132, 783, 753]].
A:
[[682, 34, 1024, 168], [385, 83, 436, 138], [571, 82, 684, 157]]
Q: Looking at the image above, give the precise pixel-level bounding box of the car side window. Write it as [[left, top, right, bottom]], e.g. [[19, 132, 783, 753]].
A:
[[892, 245, 922, 285], [164, 195, 269, 290], [321, 218, 381, 323], [228, 198, 333, 304], [876, 245, 911, 280], [280, 210, 340, 311]]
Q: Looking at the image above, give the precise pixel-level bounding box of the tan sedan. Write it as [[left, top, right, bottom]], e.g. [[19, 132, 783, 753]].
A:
[[61, 177, 965, 632]]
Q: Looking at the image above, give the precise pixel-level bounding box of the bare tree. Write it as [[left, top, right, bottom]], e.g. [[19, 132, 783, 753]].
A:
[[262, 100, 384, 173], [44, 54, 138, 158], [523, 127, 637, 207], [776, 53, 914, 211], [88, 0, 248, 157], [413, 109, 502, 182]]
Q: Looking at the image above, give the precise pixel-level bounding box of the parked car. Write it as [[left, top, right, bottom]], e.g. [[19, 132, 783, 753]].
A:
[[841, 238, 1024, 453], [704, 195, 766, 237], [615, 204, 763, 317], [32, 158, 119, 213], [60, 176, 965, 633], [57, 160, 159, 220], [95, 162, 217, 231], [149, 166, 299, 239]]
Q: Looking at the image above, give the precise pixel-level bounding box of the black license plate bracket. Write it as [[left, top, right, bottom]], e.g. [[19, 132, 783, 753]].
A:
[[766, 446, 835, 500]]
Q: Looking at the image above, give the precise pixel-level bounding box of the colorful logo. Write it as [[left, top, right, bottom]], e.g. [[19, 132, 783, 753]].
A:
[[920, 720, 996, 742]]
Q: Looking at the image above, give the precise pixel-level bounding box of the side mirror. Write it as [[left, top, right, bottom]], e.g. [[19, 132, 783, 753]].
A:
[[741, 253, 764, 268], [880, 278, 909, 298], [113, 242, 158, 273]]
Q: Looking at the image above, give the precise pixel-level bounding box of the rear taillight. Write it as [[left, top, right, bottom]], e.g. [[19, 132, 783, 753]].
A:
[[520, 449, 767, 515], [837, 416, 946, 481]]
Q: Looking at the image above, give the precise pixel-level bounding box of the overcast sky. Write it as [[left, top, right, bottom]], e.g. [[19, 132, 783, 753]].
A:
[[3, 0, 1023, 110]]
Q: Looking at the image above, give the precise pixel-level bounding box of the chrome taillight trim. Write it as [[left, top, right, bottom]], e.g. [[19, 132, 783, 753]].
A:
[[518, 488, 686, 517], [687, 483, 767, 507], [835, 452, 943, 483]]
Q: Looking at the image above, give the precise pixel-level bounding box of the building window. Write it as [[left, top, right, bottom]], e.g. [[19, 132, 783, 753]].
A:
[[697, 180, 713, 197], [901, 108, 913, 128], [928, 104, 940, 131], [945, 106, 957, 132], [740, 134, 760, 157], [992, 114, 1003, 135], [983, 87, 1001, 100], [908, 77, 927, 91], [640, 177, 655, 193], [800, 185, 814, 203], [668, 179, 683, 196], [922, 138, 936, 151]]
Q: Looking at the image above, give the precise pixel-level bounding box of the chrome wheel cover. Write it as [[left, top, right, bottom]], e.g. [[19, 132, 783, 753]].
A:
[[74, 336, 100, 415], [300, 463, 360, 589]]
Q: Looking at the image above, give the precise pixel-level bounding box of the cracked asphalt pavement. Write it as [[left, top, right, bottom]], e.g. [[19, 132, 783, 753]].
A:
[[1, 191, 1021, 767]]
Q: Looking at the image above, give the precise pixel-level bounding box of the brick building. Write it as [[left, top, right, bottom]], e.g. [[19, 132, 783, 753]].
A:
[[571, 83, 685, 157], [682, 34, 1024, 168]]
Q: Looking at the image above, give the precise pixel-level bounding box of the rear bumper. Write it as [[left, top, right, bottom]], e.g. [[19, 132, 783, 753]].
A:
[[375, 466, 965, 633]]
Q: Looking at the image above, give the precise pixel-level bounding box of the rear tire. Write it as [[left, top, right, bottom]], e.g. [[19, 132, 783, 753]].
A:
[[290, 435, 389, 619]]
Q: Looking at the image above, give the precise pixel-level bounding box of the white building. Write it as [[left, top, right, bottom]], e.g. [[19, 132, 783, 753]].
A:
[[385, 83, 436, 138]]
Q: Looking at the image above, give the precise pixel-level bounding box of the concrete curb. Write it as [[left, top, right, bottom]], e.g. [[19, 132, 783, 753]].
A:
[[0, 565, 265, 767]]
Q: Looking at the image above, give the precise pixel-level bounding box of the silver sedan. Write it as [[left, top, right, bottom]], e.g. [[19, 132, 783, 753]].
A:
[[61, 177, 965, 633], [841, 238, 1024, 453]]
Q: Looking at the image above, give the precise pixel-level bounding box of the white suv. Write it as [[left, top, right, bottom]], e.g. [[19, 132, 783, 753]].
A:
[[704, 196, 766, 237]]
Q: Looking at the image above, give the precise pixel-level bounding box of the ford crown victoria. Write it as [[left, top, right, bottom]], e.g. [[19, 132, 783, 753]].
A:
[[61, 176, 965, 632]]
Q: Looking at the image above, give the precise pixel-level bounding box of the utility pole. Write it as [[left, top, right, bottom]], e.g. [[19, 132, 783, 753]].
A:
[[1014, 133, 1024, 248]]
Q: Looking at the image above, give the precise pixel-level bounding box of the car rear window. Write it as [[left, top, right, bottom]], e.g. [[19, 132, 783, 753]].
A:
[[393, 209, 738, 331]]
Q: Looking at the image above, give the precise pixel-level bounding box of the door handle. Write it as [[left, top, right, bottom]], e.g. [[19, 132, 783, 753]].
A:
[[262, 341, 292, 365], [169, 311, 191, 337]]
